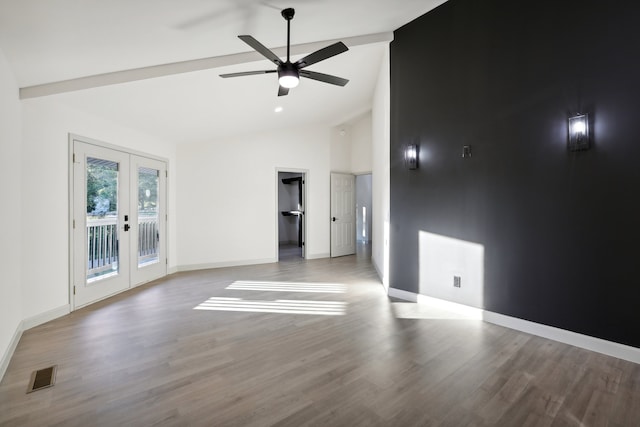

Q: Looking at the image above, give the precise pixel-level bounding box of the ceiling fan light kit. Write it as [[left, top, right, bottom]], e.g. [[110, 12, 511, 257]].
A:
[[278, 62, 299, 88], [219, 7, 349, 96]]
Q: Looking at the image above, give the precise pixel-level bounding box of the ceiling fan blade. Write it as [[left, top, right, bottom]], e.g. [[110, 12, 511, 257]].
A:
[[278, 86, 290, 97], [300, 70, 349, 86], [220, 70, 276, 78], [238, 35, 282, 65], [295, 42, 348, 69]]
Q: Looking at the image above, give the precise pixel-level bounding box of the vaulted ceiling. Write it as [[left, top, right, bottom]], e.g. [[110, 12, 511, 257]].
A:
[[0, 0, 446, 143]]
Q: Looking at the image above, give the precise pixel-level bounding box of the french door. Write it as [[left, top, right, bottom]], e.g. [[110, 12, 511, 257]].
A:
[[72, 138, 167, 309]]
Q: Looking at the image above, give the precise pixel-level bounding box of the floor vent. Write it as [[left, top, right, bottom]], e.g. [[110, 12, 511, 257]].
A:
[[27, 365, 57, 393]]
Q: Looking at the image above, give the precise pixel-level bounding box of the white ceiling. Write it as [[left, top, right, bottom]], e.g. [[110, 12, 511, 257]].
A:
[[0, 0, 446, 143]]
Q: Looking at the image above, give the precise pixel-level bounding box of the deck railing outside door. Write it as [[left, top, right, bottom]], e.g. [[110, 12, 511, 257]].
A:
[[87, 214, 159, 278]]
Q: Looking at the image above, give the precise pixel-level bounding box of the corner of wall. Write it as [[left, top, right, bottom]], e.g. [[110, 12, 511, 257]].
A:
[[371, 44, 390, 288], [0, 321, 23, 382], [0, 45, 24, 382]]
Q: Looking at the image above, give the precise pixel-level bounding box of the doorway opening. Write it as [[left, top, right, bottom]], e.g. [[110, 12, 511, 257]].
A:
[[356, 173, 372, 258], [277, 171, 306, 261]]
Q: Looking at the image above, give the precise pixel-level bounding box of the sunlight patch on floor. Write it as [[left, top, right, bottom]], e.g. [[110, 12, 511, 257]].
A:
[[391, 299, 483, 320], [194, 297, 347, 316], [226, 280, 347, 293]]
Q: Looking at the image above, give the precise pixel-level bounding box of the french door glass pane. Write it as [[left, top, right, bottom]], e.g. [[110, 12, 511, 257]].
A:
[[138, 166, 159, 267], [86, 157, 119, 282]]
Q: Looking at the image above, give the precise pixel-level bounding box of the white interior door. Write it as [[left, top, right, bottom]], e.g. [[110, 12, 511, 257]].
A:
[[330, 172, 356, 257], [72, 139, 167, 309]]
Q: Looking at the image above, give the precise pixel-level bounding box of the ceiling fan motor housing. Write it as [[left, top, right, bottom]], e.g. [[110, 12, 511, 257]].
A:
[[281, 8, 295, 21]]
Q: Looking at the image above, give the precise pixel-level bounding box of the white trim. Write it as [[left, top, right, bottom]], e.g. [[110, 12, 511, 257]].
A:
[[388, 287, 418, 302], [1, 304, 70, 381], [20, 32, 394, 99], [389, 287, 481, 315], [69, 133, 169, 163], [388, 287, 640, 364], [68, 134, 75, 310], [483, 311, 640, 364], [177, 258, 277, 272], [168, 266, 179, 275], [0, 322, 23, 382], [372, 257, 385, 288], [22, 305, 70, 330]]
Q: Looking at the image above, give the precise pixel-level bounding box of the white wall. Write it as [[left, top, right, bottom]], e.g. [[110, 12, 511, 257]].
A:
[[0, 48, 23, 373], [330, 112, 373, 174], [330, 126, 352, 173], [177, 125, 331, 269], [372, 48, 390, 286], [350, 113, 373, 174], [21, 98, 177, 320]]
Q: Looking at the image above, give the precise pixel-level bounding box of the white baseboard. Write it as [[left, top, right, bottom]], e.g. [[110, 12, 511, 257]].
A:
[[177, 257, 277, 272], [22, 304, 70, 330], [1, 304, 70, 382], [388, 287, 640, 365], [483, 311, 640, 364], [168, 266, 179, 275], [0, 322, 23, 382], [372, 256, 385, 286], [177, 254, 332, 271], [388, 287, 418, 302]]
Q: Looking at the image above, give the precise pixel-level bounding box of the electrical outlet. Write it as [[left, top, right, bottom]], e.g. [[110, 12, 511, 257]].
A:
[[453, 276, 461, 288]]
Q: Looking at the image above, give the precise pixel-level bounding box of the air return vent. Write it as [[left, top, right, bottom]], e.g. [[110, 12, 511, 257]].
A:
[[27, 365, 57, 393]]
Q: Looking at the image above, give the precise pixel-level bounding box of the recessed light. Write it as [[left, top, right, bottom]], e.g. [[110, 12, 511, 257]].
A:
[[274, 106, 283, 113]]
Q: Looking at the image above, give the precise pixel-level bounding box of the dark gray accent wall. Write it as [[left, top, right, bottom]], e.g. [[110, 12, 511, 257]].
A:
[[390, 0, 640, 347]]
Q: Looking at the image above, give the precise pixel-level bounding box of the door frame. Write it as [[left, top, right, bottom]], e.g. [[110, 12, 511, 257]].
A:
[[68, 133, 169, 311], [275, 167, 308, 260]]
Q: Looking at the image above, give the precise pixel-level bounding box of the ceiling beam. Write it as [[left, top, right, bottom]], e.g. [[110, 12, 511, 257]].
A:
[[19, 32, 393, 99]]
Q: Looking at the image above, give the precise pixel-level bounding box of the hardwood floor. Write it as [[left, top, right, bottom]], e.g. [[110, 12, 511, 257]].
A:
[[1, 252, 639, 426], [278, 243, 303, 261]]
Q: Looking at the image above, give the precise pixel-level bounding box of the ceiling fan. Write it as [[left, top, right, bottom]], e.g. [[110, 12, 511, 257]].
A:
[[220, 8, 349, 96]]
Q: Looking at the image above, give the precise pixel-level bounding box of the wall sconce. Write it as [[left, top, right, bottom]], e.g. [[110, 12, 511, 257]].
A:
[[462, 145, 472, 158], [404, 144, 418, 169], [568, 113, 590, 151]]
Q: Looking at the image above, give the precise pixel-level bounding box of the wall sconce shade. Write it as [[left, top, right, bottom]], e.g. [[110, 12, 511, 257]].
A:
[[568, 113, 590, 151], [462, 145, 472, 158], [405, 144, 418, 169]]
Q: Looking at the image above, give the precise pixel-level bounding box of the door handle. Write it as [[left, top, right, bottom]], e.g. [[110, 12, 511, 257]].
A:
[[332, 217, 336, 222], [124, 224, 130, 232]]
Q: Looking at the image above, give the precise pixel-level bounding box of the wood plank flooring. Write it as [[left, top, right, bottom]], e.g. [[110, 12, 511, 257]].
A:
[[1, 250, 639, 426]]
